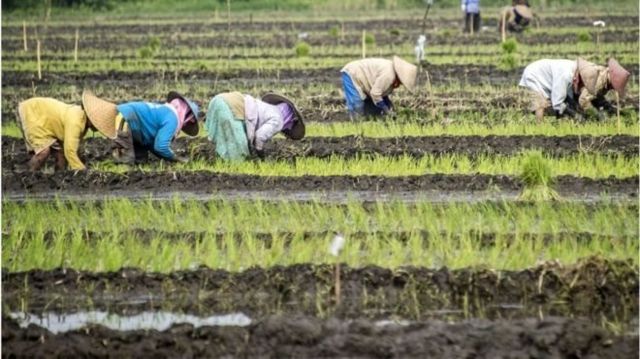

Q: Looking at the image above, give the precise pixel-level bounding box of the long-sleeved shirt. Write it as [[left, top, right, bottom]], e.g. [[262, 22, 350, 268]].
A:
[[243, 95, 284, 151], [461, 0, 480, 13], [341, 58, 397, 105], [18, 97, 87, 170], [519, 59, 577, 114], [117, 102, 179, 161]]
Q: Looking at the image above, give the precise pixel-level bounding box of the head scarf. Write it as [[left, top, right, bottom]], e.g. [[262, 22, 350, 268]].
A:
[[169, 98, 195, 136], [276, 102, 295, 130]]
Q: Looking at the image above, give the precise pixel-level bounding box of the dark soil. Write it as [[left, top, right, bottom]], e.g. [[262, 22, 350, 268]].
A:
[[3, 15, 636, 37], [4, 62, 639, 88], [3, 26, 637, 51], [3, 135, 637, 172], [3, 315, 637, 359], [2, 169, 638, 196], [3, 258, 637, 321]]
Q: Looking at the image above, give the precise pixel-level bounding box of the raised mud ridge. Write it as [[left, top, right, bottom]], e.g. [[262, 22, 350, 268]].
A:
[[2, 135, 638, 170], [3, 258, 637, 319], [3, 315, 637, 359], [3, 170, 637, 196]]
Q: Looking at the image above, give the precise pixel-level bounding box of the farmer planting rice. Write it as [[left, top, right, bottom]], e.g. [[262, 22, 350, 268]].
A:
[[16, 97, 100, 171], [518, 57, 630, 122], [82, 90, 200, 164], [204, 92, 305, 161], [340, 56, 417, 120], [499, 0, 534, 34]]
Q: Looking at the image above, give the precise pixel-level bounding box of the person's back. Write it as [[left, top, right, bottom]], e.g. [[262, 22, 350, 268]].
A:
[[20, 97, 81, 140], [341, 58, 395, 99], [117, 102, 178, 148], [519, 59, 575, 96]]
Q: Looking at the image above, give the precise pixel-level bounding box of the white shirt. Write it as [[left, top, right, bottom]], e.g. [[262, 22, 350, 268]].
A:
[[519, 59, 576, 114]]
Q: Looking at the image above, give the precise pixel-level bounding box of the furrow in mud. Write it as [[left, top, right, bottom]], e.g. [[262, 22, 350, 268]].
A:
[[2, 135, 637, 172]]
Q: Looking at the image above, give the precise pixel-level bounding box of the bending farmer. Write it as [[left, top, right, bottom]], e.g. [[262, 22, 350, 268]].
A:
[[204, 92, 305, 161], [519, 58, 630, 122], [17, 97, 100, 171], [82, 90, 200, 164], [341, 56, 417, 120], [499, 1, 534, 34]]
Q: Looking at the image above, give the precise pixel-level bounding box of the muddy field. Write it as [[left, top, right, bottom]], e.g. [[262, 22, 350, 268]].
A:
[[3, 315, 637, 358], [3, 135, 637, 171], [3, 170, 637, 196], [3, 258, 637, 319]]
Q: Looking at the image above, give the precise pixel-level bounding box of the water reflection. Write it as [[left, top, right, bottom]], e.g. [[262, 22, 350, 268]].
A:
[[9, 311, 252, 334]]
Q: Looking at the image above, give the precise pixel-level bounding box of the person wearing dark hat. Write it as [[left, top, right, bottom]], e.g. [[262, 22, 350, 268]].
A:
[[82, 90, 200, 164], [340, 56, 417, 120], [204, 92, 305, 161], [518, 57, 630, 122], [499, 1, 535, 35], [16, 97, 97, 171]]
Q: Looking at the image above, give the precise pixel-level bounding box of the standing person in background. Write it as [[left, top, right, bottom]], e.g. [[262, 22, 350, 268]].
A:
[[17, 97, 100, 172], [82, 90, 201, 164], [461, 0, 481, 34], [340, 56, 417, 120]]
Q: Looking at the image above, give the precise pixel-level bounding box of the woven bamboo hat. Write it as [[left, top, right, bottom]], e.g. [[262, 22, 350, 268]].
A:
[[392, 56, 418, 93], [262, 93, 305, 140], [576, 57, 609, 95], [513, 5, 533, 19], [82, 89, 118, 139], [607, 58, 630, 98]]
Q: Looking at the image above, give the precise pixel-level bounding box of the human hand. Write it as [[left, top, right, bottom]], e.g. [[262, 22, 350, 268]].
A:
[[461, 4, 466, 12], [255, 149, 266, 160]]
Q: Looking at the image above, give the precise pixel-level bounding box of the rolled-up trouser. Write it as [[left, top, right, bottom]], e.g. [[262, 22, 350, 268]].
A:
[[341, 71, 364, 116], [205, 95, 250, 161]]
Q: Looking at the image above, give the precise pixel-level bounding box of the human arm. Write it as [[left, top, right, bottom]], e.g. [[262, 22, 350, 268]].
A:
[[151, 116, 179, 161], [369, 73, 395, 113], [254, 107, 284, 151], [62, 110, 86, 170]]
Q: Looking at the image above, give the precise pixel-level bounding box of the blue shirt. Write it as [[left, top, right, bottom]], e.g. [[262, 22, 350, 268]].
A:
[[117, 102, 178, 160], [462, 0, 480, 13]]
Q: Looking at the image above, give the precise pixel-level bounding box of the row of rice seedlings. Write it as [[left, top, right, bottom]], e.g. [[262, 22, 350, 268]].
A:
[[6, 40, 636, 60], [4, 210, 636, 272], [5, 199, 636, 239], [2, 117, 637, 139], [88, 152, 638, 179]]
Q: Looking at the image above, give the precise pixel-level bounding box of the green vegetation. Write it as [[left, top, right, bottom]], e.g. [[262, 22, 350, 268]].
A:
[[3, 199, 637, 272], [294, 41, 311, 57], [89, 152, 638, 179], [519, 151, 560, 201]]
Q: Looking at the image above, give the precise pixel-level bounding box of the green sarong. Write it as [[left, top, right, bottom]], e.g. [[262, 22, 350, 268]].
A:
[[205, 96, 250, 161]]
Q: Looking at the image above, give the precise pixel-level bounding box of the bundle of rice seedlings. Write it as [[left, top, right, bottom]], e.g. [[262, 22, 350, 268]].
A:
[[519, 150, 560, 201]]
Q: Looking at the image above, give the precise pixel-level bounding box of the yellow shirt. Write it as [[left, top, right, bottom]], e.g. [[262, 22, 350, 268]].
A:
[[18, 97, 87, 170]]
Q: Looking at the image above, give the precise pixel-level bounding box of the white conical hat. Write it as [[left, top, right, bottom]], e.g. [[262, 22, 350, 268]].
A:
[[392, 56, 418, 93]]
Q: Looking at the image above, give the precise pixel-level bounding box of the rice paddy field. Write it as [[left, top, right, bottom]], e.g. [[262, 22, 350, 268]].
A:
[[1, 1, 639, 357]]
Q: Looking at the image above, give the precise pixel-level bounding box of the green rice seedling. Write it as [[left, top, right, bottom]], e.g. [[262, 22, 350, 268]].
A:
[[501, 38, 518, 54], [577, 31, 592, 43], [519, 151, 560, 201], [294, 41, 310, 57], [364, 32, 376, 45]]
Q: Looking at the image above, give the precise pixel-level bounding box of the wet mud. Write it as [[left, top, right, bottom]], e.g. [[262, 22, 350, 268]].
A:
[[2, 169, 638, 197], [3, 15, 637, 37], [3, 314, 637, 359], [3, 258, 637, 321], [4, 62, 639, 89], [3, 27, 637, 52], [3, 135, 637, 172]]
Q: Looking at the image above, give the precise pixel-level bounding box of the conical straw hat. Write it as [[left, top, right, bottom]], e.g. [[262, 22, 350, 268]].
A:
[[82, 89, 118, 139], [392, 56, 418, 93], [513, 5, 533, 19], [262, 93, 305, 140], [576, 58, 608, 95], [607, 58, 630, 98]]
